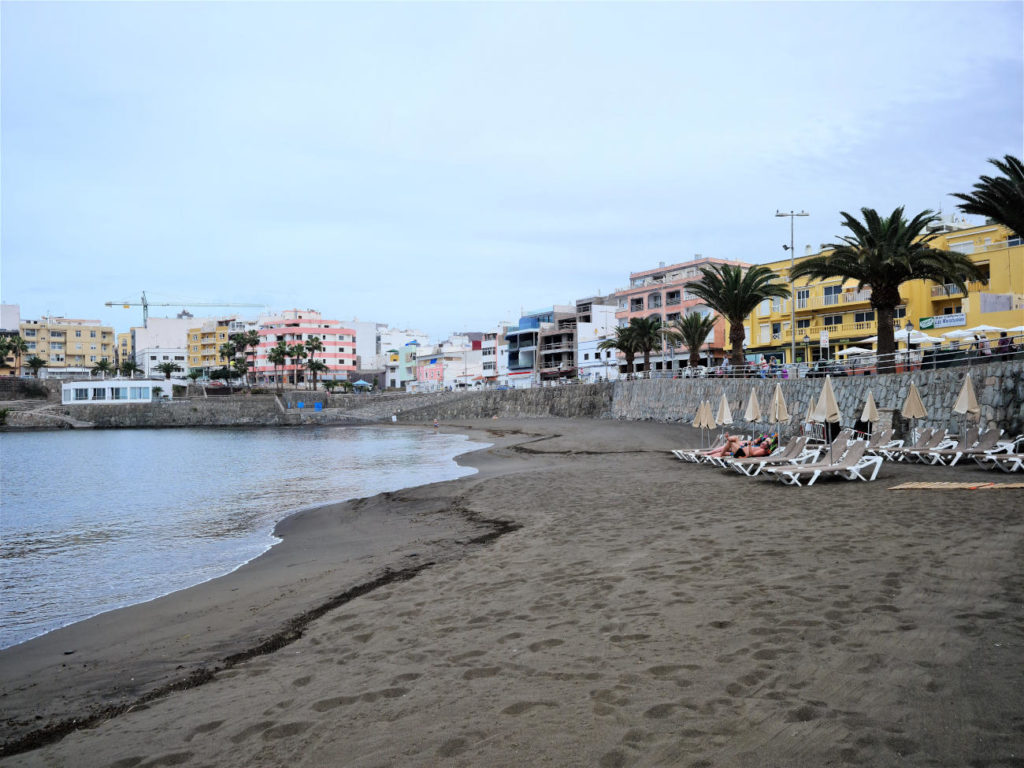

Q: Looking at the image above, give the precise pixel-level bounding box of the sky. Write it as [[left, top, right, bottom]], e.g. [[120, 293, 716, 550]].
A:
[[2, 1, 1022, 340]]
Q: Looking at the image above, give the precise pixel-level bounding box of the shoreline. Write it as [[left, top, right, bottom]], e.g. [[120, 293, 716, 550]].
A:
[[0, 423, 483, 652], [2, 418, 1022, 766]]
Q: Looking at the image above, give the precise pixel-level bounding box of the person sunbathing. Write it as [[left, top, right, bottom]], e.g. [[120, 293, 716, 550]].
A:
[[706, 434, 773, 458]]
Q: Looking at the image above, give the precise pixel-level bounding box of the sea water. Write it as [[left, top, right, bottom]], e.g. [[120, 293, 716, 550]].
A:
[[0, 425, 478, 649]]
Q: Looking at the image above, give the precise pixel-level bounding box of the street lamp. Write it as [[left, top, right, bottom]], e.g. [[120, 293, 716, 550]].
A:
[[802, 333, 811, 366], [777, 209, 809, 366]]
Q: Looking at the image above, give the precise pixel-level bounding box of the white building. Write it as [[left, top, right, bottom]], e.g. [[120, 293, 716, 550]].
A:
[[132, 315, 212, 377], [61, 378, 180, 404]]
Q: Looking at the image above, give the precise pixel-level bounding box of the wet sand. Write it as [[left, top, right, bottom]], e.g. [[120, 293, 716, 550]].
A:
[[1, 418, 1022, 767]]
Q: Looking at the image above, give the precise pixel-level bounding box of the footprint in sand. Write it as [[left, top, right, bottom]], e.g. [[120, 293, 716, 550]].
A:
[[502, 701, 558, 716], [528, 638, 565, 652]]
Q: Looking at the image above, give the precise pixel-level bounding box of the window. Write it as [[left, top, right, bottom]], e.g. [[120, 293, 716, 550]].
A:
[[666, 290, 681, 306], [665, 312, 680, 323], [150, 355, 157, 361], [796, 319, 810, 329], [759, 299, 770, 316], [130, 387, 149, 399], [51, 342, 64, 351], [823, 285, 842, 305], [174, 355, 184, 361], [943, 305, 962, 315], [75, 331, 82, 337], [893, 306, 907, 319], [771, 323, 782, 340], [648, 293, 662, 309], [90, 331, 96, 338], [854, 311, 875, 323], [91, 388, 106, 400], [630, 298, 644, 312], [90, 356, 97, 362], [76, 344, 83, 351], [111, 387, 128, 400], [759, 323, 770, 343], [90, 345, 97, 350], [24, 329, 36, 337], [823, 314, 843, 326], [772, 297, 783, 313], [27, 342, 36, 351], [74, 388, 89, 401]]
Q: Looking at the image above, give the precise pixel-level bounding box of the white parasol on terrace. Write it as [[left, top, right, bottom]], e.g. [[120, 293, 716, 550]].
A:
[[836, 346, 873, 356], [965, 325, 1005, 334]]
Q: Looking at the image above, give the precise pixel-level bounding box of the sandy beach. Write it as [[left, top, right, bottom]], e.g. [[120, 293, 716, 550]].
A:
[[2, 418, 1022, 767]]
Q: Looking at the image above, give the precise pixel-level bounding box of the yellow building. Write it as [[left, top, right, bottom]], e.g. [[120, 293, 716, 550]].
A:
[[18, 317, 115, 373], [187, 318, 235, 373], [116, 332, 133, 367], [742, 220, 1024, 364]]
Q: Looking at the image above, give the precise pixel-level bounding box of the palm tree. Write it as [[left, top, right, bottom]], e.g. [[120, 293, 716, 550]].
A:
[[0, 337, 10, 372], [287, 343, 307, 388], [322, 379, 339, 394], [687, 263, 790, 368], [597, 326, 639, 379], [662, 312, 717, 369], [155, 361, 182, 379], [306, 358, 328, 390], [219, 341, 237, 367], [790, 207, 985, 373], [7, 335, 29, 376], [627, 316, 663, 378], [304, 335, 325, 390], [26, 355, 48, 377], [187, 369, 203, 383], [91, 359, 114, 378], [232, 357, 250, 384], [119, 360, 143, 378], [231, 330, 262, 386], [952, 154, 1024, 238], [267, 341, 289, 392]]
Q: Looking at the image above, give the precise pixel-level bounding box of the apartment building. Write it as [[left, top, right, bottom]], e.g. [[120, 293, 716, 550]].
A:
[[741, 219, 1024, 364], [186, 318, 239, 375], [18, 316, 115, 375], [253, 309, 357, 386], [613, 256, 749, 374]]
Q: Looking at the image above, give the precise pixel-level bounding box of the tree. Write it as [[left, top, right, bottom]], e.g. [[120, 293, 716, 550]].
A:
[[219, 341, 237, 365], [26, 355, 48, 377], [6, 335, 29, 376], [662, 312, 718, 369], [304, 335, 325, 390], [119, 360, 143, 378], [187, 369, 203, 383], [597, 326, 639, 378], [322, 379, 339, 393], [627, 316, 663, 378], [951, 154, 1024, 238], [306, 358, 328, 390], [231, 330, 261, 386], [91, 359, 114, 378], [267, 341, 289, 392], [287, 343, 307, 388], [687, 263, 791, 368], [790, 207, 985, 373], [232, 357, 250, 383], [155, 361, 182, 379]]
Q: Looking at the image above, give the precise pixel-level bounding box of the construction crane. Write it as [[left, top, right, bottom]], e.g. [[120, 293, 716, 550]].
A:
[[105, 291, 266, 325]]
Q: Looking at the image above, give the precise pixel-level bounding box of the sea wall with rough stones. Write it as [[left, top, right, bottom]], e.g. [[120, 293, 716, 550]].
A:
[[13, 358, 1023, 436]]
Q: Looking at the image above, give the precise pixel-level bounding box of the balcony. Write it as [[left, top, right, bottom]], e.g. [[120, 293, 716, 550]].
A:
[[931, 283, 965, 298], [795, 290, 873, 311]]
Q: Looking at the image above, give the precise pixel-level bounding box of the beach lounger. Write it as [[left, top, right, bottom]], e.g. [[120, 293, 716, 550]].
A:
[[672, 434, 727, 462], [766, 442, 880, 486], [986, 453, 1024, 473], [920, 427, 979, 466], [877, 428, 933, 462], [903, 430, 955, 463], [925, 428, 1006, 467], [972, 435, 1024, 470], [725, 436, 819, 477], [884, 429, 945, 463], [863, 428, 899, 457]]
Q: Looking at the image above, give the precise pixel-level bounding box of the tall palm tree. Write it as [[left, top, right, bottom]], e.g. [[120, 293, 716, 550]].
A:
[[7, 335, 29, 376], [662, 312, 718, 369], [627, 316, 663, 378], [597, 326, 639, 379], [231, 330, 262, 386], [0, 337, 10, 372], [232, 357, 250, 385], [267, 341, 289, 392], [287, 343, 307, 388], [952, 154, 1024, 238], [306, 358, 328, 390], [790, 207, 985, 373], [687, 264, 791, 367], [304, 335, 325, 390]]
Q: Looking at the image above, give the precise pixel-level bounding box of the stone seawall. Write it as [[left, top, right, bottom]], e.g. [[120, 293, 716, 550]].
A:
[[16, 358, 1023, 435]]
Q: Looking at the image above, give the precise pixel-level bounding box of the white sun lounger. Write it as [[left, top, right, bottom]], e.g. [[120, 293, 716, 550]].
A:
[[765, 441, 882, 486]]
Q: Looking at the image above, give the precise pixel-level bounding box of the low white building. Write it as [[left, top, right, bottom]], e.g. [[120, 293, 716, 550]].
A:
[[61, 378, 178, 404]]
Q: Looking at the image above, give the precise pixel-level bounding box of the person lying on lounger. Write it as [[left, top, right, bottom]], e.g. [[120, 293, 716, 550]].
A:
[[706, 434, 773, 459]]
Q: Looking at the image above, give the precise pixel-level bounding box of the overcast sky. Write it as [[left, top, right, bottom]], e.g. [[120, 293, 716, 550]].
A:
[[2, 1, 1021, 340]]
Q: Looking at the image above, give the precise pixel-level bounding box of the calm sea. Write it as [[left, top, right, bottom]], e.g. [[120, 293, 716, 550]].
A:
[[0, 425, 479, 649]]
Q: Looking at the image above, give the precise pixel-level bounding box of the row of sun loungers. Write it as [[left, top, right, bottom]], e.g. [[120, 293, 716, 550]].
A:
[[672, 427, 1023, 485]]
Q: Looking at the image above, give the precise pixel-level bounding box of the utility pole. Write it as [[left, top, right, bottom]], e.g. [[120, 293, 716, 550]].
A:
[[775, 210, 809, 366]]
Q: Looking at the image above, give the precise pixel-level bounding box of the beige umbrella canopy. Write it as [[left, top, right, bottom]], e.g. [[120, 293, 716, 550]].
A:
[[819, 375, 841, 424], [716, 392, 733, 427], [744, 388, 762, 424], [703, 400, 717, 431], [952, 373, 980, 421], [767, 383, 789, 433], [860, 390, 880, 426], [901, 380, 928, 443], [692, 400, 704, 429]]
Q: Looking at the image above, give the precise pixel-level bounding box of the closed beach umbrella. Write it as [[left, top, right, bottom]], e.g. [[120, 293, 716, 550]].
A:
[[692, 401, 703, 429], [952, 373, 980, 423], [744, 388, 761, 426], [818, 375, 842, 462], [703, 400, 717, 431], [768, 383, 789, 434], [860, 390, 879, 433], [901, 380, 928, 443], [716, 392, 733, 427]]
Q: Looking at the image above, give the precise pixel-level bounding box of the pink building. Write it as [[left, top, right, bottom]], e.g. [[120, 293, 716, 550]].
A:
[[253, 309, 357, 385]]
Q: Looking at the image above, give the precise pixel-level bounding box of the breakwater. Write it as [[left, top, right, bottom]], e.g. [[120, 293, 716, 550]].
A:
[[6, 357, 1023, 435]]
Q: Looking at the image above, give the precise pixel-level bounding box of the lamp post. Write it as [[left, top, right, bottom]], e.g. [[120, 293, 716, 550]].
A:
[[776, 209, 809, 366], [802, 333, 811, 368]]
